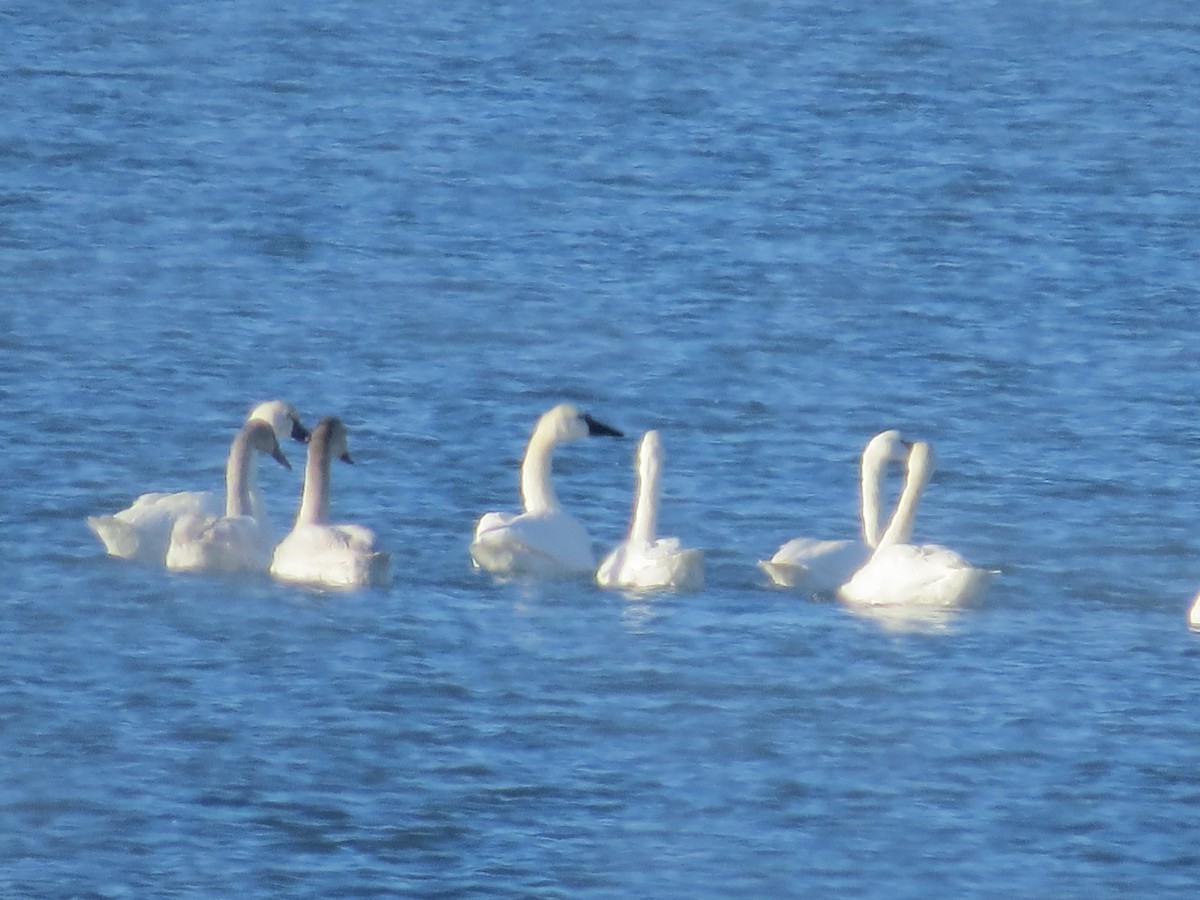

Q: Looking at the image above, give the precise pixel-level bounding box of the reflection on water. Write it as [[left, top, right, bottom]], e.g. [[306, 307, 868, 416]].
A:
[[618, 594, 670, 635], [839, 599, 965, 635]]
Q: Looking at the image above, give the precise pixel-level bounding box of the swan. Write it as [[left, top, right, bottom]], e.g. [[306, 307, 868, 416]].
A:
[[759, 429, 912, 594], [838, 441, 996, 607], [596, 430, 703, 592], [1189, 593, 1200, 630], [87, 400, 309, 564], [165, 419, 293, 574], [470, 403, 623, 578], [269, 416, 391, 589]]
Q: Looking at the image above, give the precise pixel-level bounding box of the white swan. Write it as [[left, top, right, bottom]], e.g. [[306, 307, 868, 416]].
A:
[[759, 429, 912, 594], [838, 441, 996, 607], [165, 419, 293, 574], [470, 403, 623, 578], [269, 416, 391, 589], [87, 400, 309, 564], [596, 430, 703, 592], [1188, 594, 1200, 630]]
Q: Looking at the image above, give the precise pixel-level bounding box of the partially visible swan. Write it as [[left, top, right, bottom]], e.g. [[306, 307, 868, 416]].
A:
[[470, 403, 623, 578], [165, 419, 293, 574], [596, 430, 703, 592], [759, 430, 912, 594], [87, 401, 309, 564], [838, 441, 996, 607], [1188, 592, 1200, 630], [269, 417, 391, 589]]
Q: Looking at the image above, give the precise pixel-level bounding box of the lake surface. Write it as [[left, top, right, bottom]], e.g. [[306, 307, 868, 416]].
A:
[[4, 0, 1200, 896]]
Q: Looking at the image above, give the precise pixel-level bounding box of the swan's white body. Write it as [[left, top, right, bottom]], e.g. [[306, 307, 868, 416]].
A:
[[470, 404, 623, 578], [1189, 593, 1200, 629], [88, 401, 309, 565], [838, 442, 995, 607], [270, 417, 391, 589], [760, 430, 911, 594], [166, 420, 292, 574], [597, 431, 703, 592]]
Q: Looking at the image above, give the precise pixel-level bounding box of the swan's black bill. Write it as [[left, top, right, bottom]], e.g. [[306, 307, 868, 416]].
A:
[[291, 420, 311, 443], [340, 451, 355, 465], [271, 447, 292, 470], [583, 414, 623, 438]]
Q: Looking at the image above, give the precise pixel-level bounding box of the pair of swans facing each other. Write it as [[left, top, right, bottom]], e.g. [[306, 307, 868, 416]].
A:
[[759, 429, 911, 594], [762, 432, 995, 608], [470, 405, 703, 592], [89, 403, 390, 589]]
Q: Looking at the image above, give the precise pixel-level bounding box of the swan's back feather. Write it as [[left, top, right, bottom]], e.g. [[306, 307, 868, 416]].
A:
[[471, 509, 596, 577], [598, 538, 704, 592], [88, 490, 222, 563], [270, 523, 391, 588], [840, 543, 995, 607], [166, 513, 273, 574], [760, 537, 870, 594]]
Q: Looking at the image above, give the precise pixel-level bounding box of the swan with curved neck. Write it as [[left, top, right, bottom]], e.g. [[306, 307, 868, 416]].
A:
[[839, 441, 996, 607], [242, 400, 310, 528], [760, 429, 912, 594], [88, 400, 308, 565], [596, 430, 703, 591], [165, 419, 292, 574], [269, 417, 391, 589], [471, 403, 623, 577]]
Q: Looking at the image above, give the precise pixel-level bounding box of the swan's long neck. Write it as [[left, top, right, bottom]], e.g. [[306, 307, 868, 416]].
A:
[[876, 446, 932, 548], [224, 428, 257, 519], [295, 430, 334, 526], [628, 436, 662, 546], [860, 451, 888, 547], [519, 431, 559, 514]]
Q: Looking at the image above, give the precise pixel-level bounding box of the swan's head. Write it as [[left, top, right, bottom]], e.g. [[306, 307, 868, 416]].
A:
[[312, 416, 355, 465], [244, 419, 292, 470], [248, 400, 310, 444], [534, 404, 624, 445], [862, 429, 911, 468]]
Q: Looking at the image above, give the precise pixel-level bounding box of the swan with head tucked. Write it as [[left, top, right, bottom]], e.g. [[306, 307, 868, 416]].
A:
[[470, 403, 623, 578], [596, 430, 703, 592], [838, 441, 996, 607], [759, 430, 912, 594], [165, 419, 293, 574], [87, 400, 309, 565], [269, 416, 391, 589]]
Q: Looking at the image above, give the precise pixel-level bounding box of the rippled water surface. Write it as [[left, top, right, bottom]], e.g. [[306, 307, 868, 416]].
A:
[[4, 1, 1200, 896]]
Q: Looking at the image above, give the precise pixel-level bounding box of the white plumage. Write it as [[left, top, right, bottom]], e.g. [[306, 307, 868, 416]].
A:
[[839, 442, 995, 608], [165, 419, 292, 575], [88, 401, 308, 565], [270, 417, 391, 589], [760, 430, 911, 594], [470, 404, 623, 578], [597, 430, 703, 592]]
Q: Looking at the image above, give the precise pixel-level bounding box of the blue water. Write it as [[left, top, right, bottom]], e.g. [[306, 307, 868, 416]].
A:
[[4, 0, 1200, 895]]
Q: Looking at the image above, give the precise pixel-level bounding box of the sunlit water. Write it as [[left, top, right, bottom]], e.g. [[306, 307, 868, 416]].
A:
[[4, 1, 1200, 896]]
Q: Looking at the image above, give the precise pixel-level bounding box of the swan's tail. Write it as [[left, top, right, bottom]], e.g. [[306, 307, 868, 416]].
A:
[[758, 559, 809, 590], [670, 549, 705, 593], [87, 515, 142, 560]]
